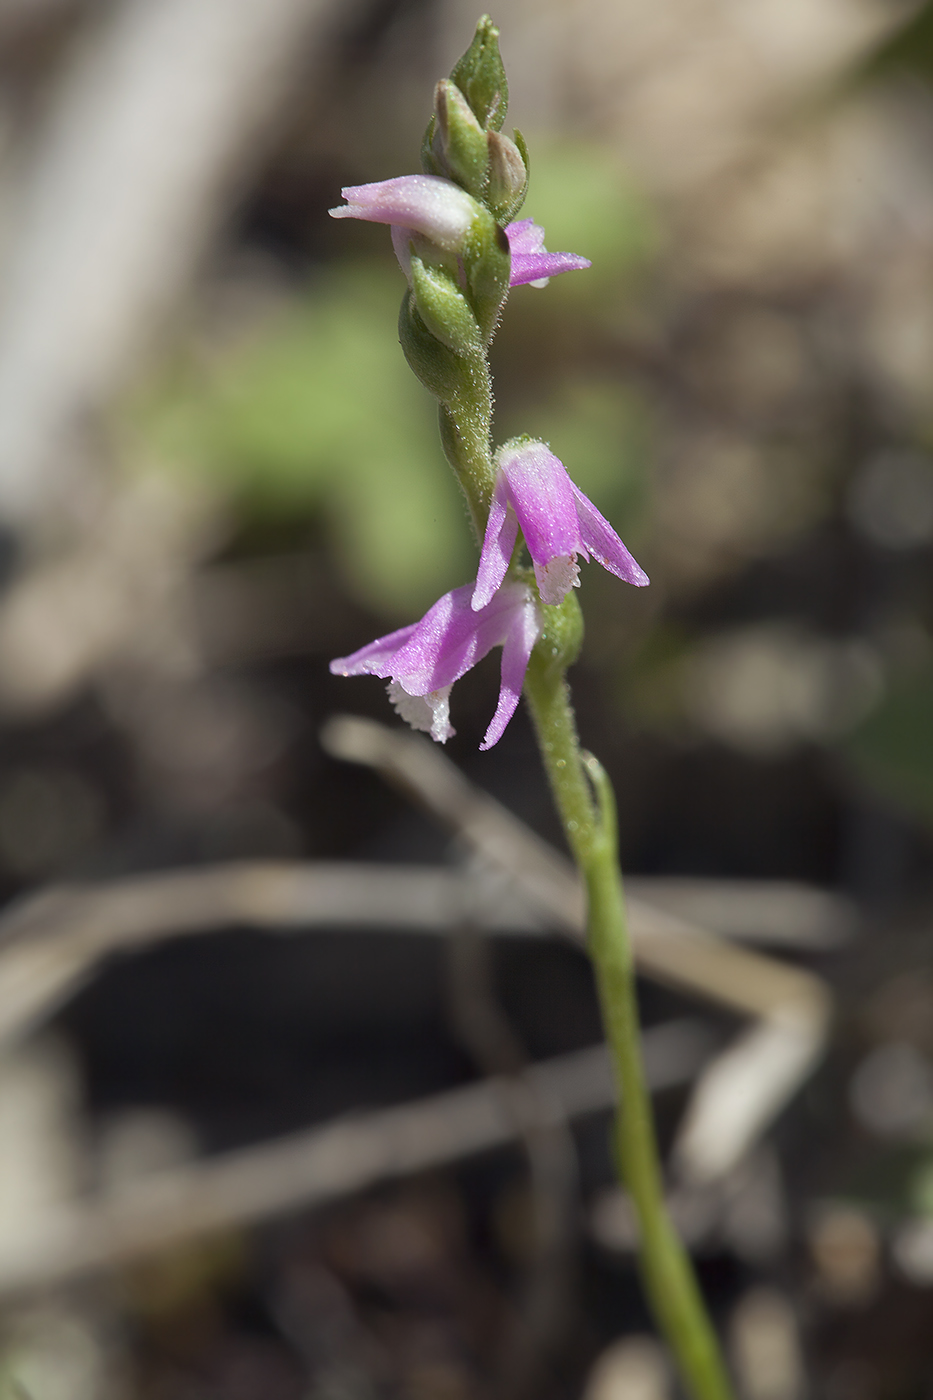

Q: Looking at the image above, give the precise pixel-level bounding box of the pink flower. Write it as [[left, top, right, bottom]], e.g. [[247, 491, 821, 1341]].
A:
[[329, 177, 591, 289], [330, 580, 541, 750], [472, 440, 649, 610], [505, 218, 591, 287], [330, 175, 480, 251]]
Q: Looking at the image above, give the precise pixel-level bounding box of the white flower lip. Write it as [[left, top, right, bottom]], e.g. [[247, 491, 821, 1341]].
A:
[[388, 681, 454, 744]]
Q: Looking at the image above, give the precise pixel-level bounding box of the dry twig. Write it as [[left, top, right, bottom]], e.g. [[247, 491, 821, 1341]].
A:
[[320, 716, 834, 1181], [0, 1021, 711, 1301]]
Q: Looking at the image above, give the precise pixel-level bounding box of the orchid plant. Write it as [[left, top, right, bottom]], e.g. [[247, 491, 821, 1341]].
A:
[[328, 19, 734, 1400]]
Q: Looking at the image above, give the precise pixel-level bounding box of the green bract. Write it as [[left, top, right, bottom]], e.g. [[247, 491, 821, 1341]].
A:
[[410, 256, 483, 356], [432, 81, 489, 201], [448, 14, 508, 131]]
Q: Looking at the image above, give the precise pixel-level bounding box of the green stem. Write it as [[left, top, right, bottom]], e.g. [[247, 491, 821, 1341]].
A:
[[439, 357, 495, 541], [523, 651, 736, 1400]]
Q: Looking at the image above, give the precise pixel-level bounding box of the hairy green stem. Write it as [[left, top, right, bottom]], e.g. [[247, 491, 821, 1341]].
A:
[[523, 651, 736, 1400], [438, 357, 495, 540]]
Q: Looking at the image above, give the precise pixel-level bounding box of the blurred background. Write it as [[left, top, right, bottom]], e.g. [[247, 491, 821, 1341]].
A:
[[0, 0, 932, 1395]]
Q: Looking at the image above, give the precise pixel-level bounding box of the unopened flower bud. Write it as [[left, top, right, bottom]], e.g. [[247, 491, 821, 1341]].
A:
[[410, 256, 482, 356], [449, 14, 508, 131], [486, 129, 527, 224], [432, 80, 489, 201]]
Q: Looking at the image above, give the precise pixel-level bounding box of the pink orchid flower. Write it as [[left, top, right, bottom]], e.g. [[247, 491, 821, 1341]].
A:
[[330, 174, 479, 252], [473, 440, 649, 610], [329, 176, 590, 287], [330, 580, 541, 749]]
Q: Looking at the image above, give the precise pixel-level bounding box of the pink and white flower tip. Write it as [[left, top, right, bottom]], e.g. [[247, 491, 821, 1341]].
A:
[[505, 219, 591, 287], [329, 174, 479, 252], [472, 439, 649, 611], [330, 580, 541, 750]]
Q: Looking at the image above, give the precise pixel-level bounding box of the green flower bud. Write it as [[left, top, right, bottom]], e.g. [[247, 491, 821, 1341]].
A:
[[410, 255, 482, 356], [398, 289, 471, 402], [449, 14, 508, 132], [486, 128, 527, 224], [431, 80, 489, 201]]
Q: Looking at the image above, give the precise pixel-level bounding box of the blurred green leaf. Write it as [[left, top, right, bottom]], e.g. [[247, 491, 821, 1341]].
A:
[[529, 377, 651, 517], [844, 662, 933, 827], [133, 264, 472, 616], [515, 140, 657, 300], [855, 1, 933, 87]]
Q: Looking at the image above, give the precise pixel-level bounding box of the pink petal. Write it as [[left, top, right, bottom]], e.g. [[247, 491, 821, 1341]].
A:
[[505, 218, 591, 288], [472, 474, 518, 611], [480, 591, 541, 750], [330, 621, 418, 677], [510, 250, 592, 287], [498, 441, 582, 573], [388, 581, 532, 695], [570, 480, 649, 586], [504, 218, 546, 256]]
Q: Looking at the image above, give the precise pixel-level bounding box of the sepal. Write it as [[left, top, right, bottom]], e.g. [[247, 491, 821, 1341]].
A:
[[449, 15, 508, 131]]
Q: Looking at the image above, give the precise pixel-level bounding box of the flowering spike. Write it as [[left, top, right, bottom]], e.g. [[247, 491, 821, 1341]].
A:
[[330, 581, 541, 749], [473, 439, 648, 610], [449, 15, 508, 132], [505, 218, 591, 287]]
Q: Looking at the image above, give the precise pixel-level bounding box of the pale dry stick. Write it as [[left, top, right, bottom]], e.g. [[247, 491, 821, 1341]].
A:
[[0, 862, 546, 1047], [320, 715, 834, 1182], [0, 0, 354, 519], [0, 857, 834, 1053], [0, 1020, 712, 1302], [623, 877, 855, 950]]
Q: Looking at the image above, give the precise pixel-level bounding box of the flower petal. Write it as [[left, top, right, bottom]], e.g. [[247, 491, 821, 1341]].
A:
[[504, 218, 546, 255], [391, 225, 414, 282], [570, 480, 649, 586], [330, 175, 477, 252], [497, 441, 582, 582], [330, 582, 538, 749], [330, 621, 418, 677], [480, 589, 541, 750], [472, 473, 518, 610], [505, 218, 591, 287], [389, 583, 507, 694]]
